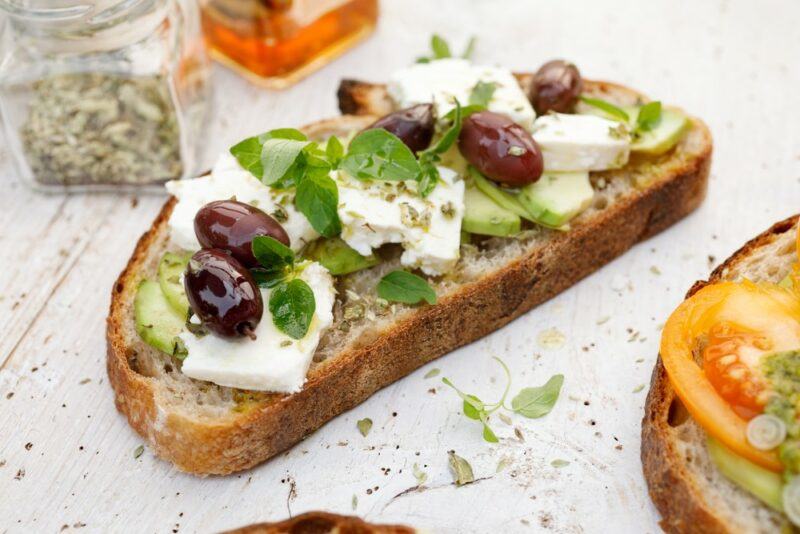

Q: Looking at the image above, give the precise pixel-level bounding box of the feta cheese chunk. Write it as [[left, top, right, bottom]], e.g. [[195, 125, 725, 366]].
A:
[[165, 152, 319, 252], [336, 167, 465, 276], [389, 58, 536, 130], [179, 262, 335, 393], [532, 113, 631, 172]]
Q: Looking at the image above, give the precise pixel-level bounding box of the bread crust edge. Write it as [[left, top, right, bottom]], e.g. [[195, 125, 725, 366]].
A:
[[641, 215, 800, 534]]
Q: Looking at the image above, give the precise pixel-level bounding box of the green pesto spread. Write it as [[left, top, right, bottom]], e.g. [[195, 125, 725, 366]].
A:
[[763, 350, 800, 476]]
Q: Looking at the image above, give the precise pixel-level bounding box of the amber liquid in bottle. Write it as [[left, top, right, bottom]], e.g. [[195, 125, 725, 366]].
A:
[[200, 0, 378, 88]]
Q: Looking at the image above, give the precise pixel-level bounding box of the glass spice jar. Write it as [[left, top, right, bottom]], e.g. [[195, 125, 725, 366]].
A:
[[200, 0, 377, 88], [0, 0, 211, 192]]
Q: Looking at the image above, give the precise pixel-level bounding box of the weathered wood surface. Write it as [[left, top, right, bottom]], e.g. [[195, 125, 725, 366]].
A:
[[1, 1, 799, 532]]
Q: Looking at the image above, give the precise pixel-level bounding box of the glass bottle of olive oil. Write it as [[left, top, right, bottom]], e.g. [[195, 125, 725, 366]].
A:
[[200, 0, 378, 88]]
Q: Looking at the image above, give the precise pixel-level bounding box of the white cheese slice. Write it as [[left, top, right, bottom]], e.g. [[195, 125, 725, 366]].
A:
[[179, 262, 335, 393], [531, 113, 631, 172], [165, 152, 319, 253], [336, 167, 465, 276], [388, 58, 536, 130]]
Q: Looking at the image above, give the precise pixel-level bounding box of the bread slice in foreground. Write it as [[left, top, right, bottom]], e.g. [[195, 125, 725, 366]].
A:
[[642, 215, 800, 533], [107, 78, 712, 475], [223, 512, 414, 534]]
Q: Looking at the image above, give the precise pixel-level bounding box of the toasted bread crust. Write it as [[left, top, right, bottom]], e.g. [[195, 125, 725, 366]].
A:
[[642, 215, 800, 533], [108, 80, 712, 475], [223, 512, 413, 534]]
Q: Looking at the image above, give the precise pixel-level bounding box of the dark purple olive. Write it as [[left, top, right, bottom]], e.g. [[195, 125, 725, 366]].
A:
[[458, 111, 543, 187], [529, 59, 583, 115], [365, 104, 434, 153], [184, 249, 263, 339], [194, 200, 289, 269]]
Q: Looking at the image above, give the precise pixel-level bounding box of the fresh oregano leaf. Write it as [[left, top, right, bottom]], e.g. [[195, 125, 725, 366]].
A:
[[269, 278, 316, 339], [636, 101, 662, 132], [295, 172, 341, 237], [448, 451, 475, 486], [340, 129, 421, 182], [417, 100, 464, 197], [482, 421, 499, 443], [463, 394, 483, 420], [230, 128, 307, 179], [511, 374, 565, 418], [425, 99, 462, 156], [325, 135, 344, 167], [229, 136, 264, 178], [377, 270, 437, 305], [261, 138, 310, 187], [469, 81, 496, 108], [252, 236, 294, 274], [430, 34, 452, 59], [579, 95, 630, 122], [357, 417, 372, 437]]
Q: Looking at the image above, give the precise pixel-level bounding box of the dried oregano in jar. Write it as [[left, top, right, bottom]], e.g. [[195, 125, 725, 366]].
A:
[[20, 73, 182, 186], [0, 0, 210, 191]]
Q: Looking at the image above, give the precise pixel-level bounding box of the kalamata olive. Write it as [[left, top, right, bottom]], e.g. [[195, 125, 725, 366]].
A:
[[365, 104, 435, 153], [458, 111, 543, 187], [529, 59, 583, 115], [184, 249, 263, 339], [194, 200, 290, 269]]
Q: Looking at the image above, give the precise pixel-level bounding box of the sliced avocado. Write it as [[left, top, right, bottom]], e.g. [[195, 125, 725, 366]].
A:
[[580, 104, 689, 155], [158, 252, 191, 317], [779, 275, 793, 289], [518, 171, 594, 227], [463, 186, 520, 237], [135, 280, 187, 358], [707, 437, 784, 512], [304, 237, 380, 275], [630, 108, 690, 155], [470, 167, 534, 222]]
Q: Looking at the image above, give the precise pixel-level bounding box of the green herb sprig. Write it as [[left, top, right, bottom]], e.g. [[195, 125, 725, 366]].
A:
[[416, 34, 477, 63], [251, 236, 316, 339], [442, 357, 564, 443], [340, 101, 464, 198], [579, 96, 663, 137], [230, 129, 343, 238]]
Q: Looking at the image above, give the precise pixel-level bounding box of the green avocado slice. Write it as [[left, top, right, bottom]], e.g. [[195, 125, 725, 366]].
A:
[[462, 186, 520, 237], [518, 171, 594, 228], [158, 252, 191, 317], [303, 238, 380, 276], [135, 280, 187, 358]]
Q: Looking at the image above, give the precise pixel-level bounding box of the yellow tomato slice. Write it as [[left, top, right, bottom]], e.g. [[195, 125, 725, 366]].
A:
[[661, 281, 800, 472]]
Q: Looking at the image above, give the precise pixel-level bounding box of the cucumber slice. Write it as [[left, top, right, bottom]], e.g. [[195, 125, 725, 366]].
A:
[[518, 171, 594, 228], [707, 437, 784, 512], [134, 280, 187, 358], [157, 252, 191, 317], [303, 238, 380, 276], [463, 186, 520, 237], [630, 108, 690, 155]]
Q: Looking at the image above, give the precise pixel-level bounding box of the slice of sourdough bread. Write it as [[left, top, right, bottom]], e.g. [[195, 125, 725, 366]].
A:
[[642, 215, 800, 533], [107, 79, 712, 475], [223, 512, 414, 534]]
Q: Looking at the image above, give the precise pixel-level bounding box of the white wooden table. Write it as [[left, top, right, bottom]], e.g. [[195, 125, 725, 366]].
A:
[[1, 1, 799, 532]]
